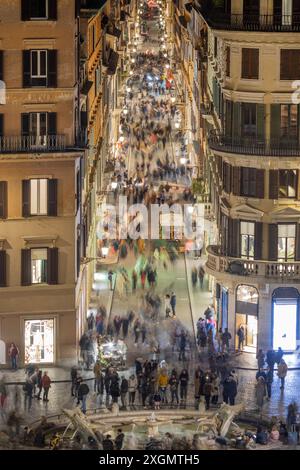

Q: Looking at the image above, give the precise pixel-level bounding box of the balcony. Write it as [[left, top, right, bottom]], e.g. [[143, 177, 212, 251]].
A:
[[201, 10, 300, 32], [0, 135, 86, 154], [206, 245, 300, 282], [208, 133, 300, 157]]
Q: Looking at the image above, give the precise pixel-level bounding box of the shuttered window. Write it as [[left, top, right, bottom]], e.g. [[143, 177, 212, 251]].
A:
[[0, 251, 6, 288], [21, 247, 58, 285], [21, 0, 57, 21], [280, 49, 300, 80], [22, 179, 57, 217], [240, 167, 265, 198], [240, 221, 255, 259], [222, 162, 232, 193], [23, 50, 57, 88], [241, 48, 259, 80], [0, 181, 8, 219]]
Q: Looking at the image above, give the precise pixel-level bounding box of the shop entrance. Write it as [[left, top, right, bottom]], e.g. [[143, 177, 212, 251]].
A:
[[235, 285, 259, 351], [235, 313, 257, 349], [273, 300, 297, 351]]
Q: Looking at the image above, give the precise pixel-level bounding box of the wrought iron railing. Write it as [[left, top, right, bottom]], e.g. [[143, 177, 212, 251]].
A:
[[0, 134, 87, 153], [208, 133, 300, 157], [203, 12, 300, 32]]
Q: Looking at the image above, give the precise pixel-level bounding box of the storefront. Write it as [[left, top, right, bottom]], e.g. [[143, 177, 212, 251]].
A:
[[235, 285, 258, 351], [272, 287, 299, 351], [24, 318, 55, 364]]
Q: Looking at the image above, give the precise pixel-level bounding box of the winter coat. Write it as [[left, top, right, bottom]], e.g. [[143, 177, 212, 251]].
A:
[[77, 383, 89, 399], [256, 378, 266, 407], [277, 362, 288, 378], [110, 380, 120, 398], [223, 377, 237, 398], [179, 372, 189, 386], [120, 379, 128, 393], [128, 377, 138, 392], [41, 375, 51, 389], [203, 382, 213, 396], [158, 374, 169, 388]]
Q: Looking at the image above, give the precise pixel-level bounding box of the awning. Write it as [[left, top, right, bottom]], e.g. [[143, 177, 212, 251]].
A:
[[81, 80, 93, 96], [106, 25, 122, 38], [179, 15, 188, 28], [107, 50, 119, 75]]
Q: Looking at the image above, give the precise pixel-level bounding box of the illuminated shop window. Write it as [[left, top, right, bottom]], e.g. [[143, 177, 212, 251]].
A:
[[24, 319, 54, 364]]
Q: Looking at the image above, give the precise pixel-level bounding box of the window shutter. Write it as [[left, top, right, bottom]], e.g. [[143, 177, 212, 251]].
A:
[[0, 114, 3, 137], [296, 225, 300, 261], [270, 104, 281, 143], [22, 50, 31, 87], [48, 112, 57, 135], [21, 0, 30, 21], [269, 170, 279, 199], [21, 249, 31, 286], [273, 0, 282, 16], [47, 247, 58, 285], [22, 180, 30, 217], [48, 0, 57, 20], [232, 102, 241, 139], [268, 224, 278, 261], [256, 169, 265, 198], [47, 50, 57, 88], [0, 250, 6, 287], [21, 113, 30, 136], [232, 166, 241, 195], [0, 181, 8, 219], [229, 218, 240, 257], [0, 50, 3, 82], [47, 179, 57, 216], [256, 104, 265, 141], [254, 222, 263, 260]]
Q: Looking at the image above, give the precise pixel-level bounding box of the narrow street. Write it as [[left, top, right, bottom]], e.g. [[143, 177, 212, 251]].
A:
[[1, 2, 300, 432]]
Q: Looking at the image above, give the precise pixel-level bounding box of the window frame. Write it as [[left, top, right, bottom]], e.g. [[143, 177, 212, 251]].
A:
[[240, 167, 257, 198], [30, 0, 49, 20], [30, 247, 48, 284], [277, 223, 296, 262], [29, 178, 48, 216], [240, 220, 255, 260], [280, 49, 300, 81], [279, 169, 298, 199], [241, 48, 259, 80], [30, 50, 47, 79]]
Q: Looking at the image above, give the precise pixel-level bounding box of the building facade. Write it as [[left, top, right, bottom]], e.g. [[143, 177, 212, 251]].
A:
[[0, 0, 84, 365], [76, 0, 136, 341], [192, 0, 300, 352]]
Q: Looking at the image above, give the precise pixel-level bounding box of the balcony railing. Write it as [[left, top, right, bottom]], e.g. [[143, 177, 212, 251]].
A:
[[206, 245, 300, 281], [202, 11, 300, 32], [0, 135, 86, 153], [208, 133, 300, 157]]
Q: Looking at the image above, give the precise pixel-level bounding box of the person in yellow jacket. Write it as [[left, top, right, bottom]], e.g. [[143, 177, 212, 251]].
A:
[[158, 370, 169, 404]]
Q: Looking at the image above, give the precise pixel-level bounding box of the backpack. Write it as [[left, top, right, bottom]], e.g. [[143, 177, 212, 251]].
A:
[[80, 383, 89, 396]]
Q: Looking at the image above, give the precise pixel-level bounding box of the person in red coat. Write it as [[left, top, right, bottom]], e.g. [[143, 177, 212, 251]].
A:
[[41, 372, 51, 402]]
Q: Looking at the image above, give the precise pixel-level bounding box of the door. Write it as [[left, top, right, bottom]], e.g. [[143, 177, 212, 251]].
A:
[[273, 301, 297, 350]]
